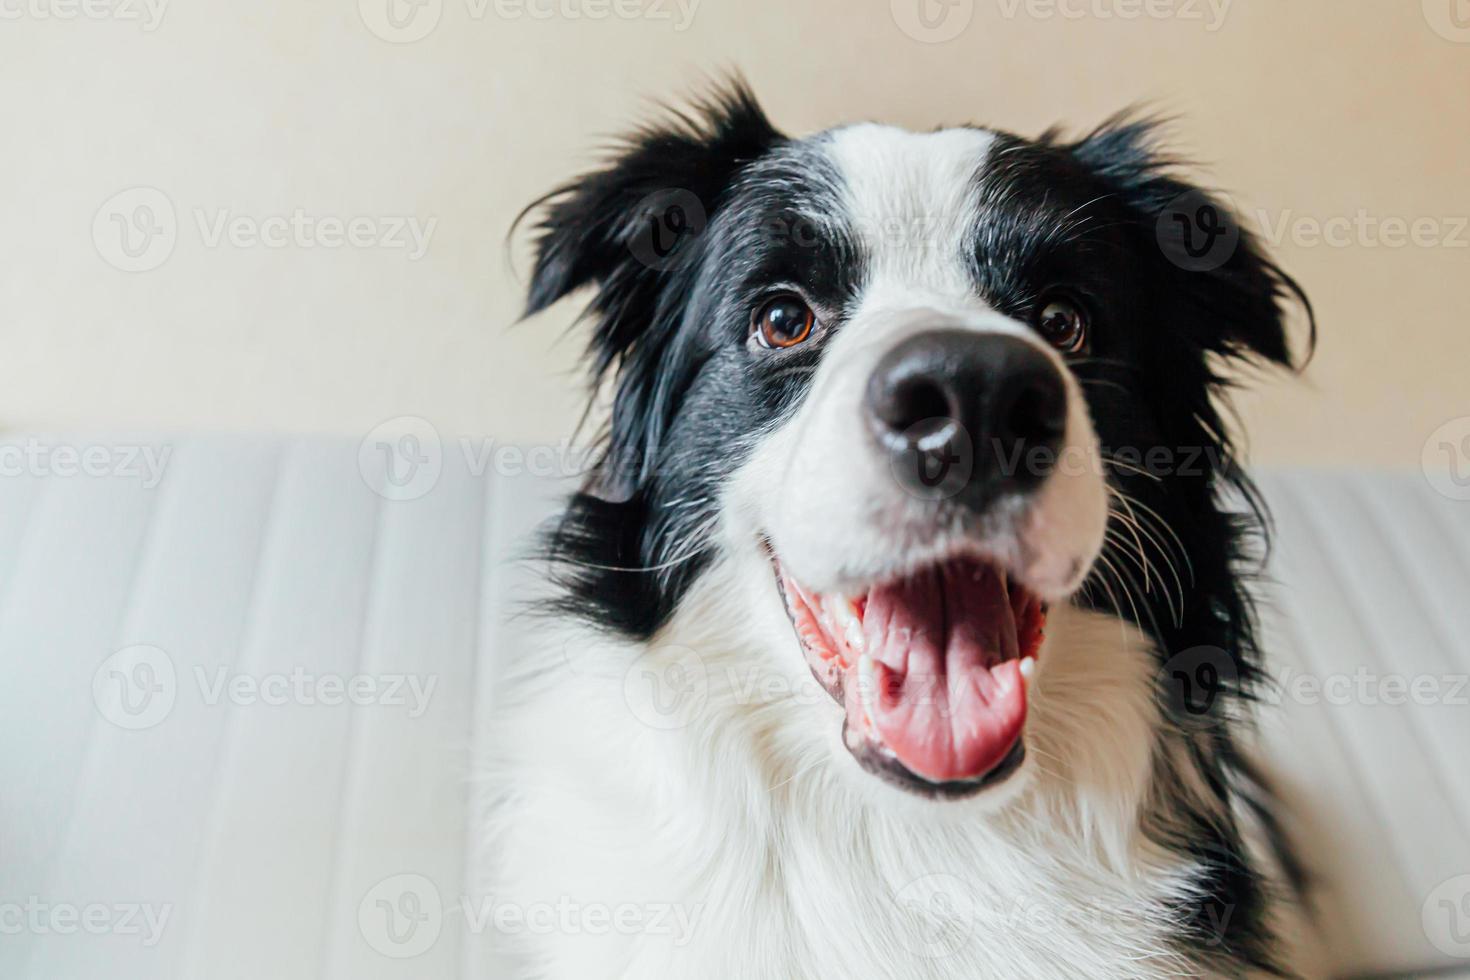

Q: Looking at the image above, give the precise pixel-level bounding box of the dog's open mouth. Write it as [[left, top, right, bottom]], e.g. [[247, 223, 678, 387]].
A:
[[773, 556, 1046, 798]]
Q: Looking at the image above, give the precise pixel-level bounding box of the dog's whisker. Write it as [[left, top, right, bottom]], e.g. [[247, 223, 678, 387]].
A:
[[1120, 512, 1188, 621], [1105, 489, 1153, 594], [1112, 490, 1196, 587], [1104, 487, 1188, 628], [1100, 544, 1169, 642], [1099, 453, 1163, 483]]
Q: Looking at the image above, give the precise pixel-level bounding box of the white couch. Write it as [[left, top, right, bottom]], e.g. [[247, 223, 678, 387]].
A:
[[1, 435, 1466, 978]]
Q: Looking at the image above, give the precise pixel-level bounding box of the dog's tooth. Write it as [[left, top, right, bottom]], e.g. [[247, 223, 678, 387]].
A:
[[857, 654, 880, 732], [1019, 656, 1036, 682], [830, 597, 865, 654]]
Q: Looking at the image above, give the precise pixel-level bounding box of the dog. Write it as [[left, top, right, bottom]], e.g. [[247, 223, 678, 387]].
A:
[[487, 80, 1318, 979]]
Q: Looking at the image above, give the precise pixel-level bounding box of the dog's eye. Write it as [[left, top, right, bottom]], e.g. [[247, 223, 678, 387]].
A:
[[754, 295, 816, 349], [1037, 296, 1089, 354]]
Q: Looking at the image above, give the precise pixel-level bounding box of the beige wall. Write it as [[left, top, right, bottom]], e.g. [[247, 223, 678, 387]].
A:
[[3, 0, 1467, 471]]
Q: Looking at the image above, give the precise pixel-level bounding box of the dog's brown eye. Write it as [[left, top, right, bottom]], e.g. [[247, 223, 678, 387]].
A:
[[754, 295, 815, 349], [1037, 297, 1088, 353]]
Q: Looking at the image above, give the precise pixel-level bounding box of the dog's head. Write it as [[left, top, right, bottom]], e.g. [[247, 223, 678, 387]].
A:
[[523, 81, 1310, 802]]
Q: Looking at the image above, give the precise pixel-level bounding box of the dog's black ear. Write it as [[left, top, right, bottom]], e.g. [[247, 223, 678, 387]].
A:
[[522, 78, 782, 374], [519, 78, 782, 499], [1064, 115, 1315, 372]]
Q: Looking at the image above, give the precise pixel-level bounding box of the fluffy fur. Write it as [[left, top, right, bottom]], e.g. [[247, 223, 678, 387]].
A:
[[488, 80, 1318, 978]]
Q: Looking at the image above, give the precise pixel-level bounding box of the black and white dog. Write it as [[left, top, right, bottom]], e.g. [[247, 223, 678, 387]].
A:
[[490, 81, 1318, 978]]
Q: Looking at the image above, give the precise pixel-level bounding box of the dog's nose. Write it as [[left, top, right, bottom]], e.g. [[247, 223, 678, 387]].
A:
[[865, 329, 1067, 507]]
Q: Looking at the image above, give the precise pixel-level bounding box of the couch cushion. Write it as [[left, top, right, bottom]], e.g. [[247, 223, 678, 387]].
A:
[[0, 437, 1465, 978]]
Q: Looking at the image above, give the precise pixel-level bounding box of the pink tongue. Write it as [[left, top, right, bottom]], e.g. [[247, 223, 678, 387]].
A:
[[861, 561, 1026, 784]]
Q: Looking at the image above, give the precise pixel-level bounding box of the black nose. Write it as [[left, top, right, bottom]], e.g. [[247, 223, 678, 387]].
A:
[[865, 330, 1067, 509]]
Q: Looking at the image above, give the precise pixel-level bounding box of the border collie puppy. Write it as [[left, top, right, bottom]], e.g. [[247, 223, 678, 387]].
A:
[[490, 81, 1317, 979]]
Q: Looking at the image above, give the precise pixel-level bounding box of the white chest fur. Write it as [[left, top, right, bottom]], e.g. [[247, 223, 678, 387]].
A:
[[484, 562, 1286, 979]]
